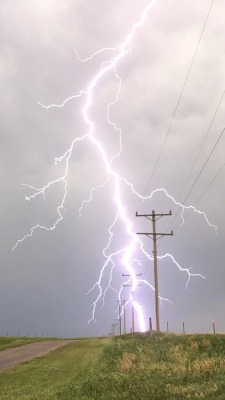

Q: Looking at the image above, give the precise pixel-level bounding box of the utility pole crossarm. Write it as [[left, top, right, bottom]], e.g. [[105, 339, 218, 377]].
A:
[[137, 231, 173, 236], [123, 284, 142, 287], [136, 211, 172, 217]]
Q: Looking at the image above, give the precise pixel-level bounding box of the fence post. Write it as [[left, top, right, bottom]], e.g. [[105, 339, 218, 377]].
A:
[[167, 321, 169, 333], [213, 320, 216, 336], [183, 322, 185, 335], [149, 317, 152, 332]]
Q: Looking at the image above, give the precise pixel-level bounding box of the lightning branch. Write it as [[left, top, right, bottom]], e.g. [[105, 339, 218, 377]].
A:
[[14, 1, 217, 332]]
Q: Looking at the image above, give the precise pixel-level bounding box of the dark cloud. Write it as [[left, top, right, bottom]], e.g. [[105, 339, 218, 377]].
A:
[[0, 0, 225, 337]]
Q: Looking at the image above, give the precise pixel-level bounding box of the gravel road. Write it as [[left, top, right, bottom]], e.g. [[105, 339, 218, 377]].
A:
[[0, 340, 74, 371]]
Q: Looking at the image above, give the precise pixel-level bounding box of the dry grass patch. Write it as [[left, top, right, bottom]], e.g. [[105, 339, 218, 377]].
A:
[[190, 341, 199, 350], [165, 382, 219, 398], [202, 338, 212, 348], [118, 352, 136, 372], [192, 357, 225, 374]]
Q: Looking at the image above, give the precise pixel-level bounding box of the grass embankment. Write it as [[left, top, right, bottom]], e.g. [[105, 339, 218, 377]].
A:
[[0, 336, 62, 352], [1, 333, 225, 399]]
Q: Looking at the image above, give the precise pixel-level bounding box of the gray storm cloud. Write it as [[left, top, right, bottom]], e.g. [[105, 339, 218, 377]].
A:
[[0, 0, 225, 337]]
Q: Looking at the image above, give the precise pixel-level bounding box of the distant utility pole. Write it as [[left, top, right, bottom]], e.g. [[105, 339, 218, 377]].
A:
[[111, 323, 117, 336], [117, 299, 126, 335], [122, 273, 142, 333], [114, 321, 120, 336], [117, 301, 122, 336], [111, 324, 115, 336], [136, 210, 173, 333], [122, 299, 126, 334]]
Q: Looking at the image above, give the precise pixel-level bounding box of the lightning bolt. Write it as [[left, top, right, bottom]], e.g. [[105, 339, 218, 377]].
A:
[[14, 1, 217, 332]]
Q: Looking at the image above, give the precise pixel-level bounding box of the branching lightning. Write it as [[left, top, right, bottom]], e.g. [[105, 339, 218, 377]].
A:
[[14, 0, 218, 332]]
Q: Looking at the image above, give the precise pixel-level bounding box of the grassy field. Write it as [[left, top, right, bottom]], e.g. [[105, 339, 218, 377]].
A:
[[0, 336, 64, 352], [1, 333, 225, 399], [0, 338, 107, 400]]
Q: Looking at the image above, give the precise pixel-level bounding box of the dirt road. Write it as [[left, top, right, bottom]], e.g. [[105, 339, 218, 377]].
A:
[[0, 340, 74, 371]]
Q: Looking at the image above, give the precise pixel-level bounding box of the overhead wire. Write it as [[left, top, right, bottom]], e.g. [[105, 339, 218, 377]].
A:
[[175, 89, 225, 201], [139, 0, 215, 260], [182, 125, 225, 204], [194, 161, 225, 206], [142, 0, 215, 198], [162, 124, 225, 237]]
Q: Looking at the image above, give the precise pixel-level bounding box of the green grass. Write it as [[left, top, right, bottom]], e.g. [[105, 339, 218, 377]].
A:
[[1, 333, 225, 399], [0, 338, 107, 400], [0, 336, 63, 352]]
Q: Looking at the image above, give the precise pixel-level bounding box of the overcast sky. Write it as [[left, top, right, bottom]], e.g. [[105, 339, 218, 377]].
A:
[[1, 0, 225, 337]]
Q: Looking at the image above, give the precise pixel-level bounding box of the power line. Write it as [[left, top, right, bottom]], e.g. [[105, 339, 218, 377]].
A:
[[162, 124, 225, 236], [142, 0, 215, 196], [182, 125, 225, 204], [176, 89, 225, 200], [194, 160, 225, 206], [161, 91, 225, 235]]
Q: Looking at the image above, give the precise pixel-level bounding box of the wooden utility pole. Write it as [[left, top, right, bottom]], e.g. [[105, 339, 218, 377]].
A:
[[136, 210, 173, 333], [118, 301, 122, 336], [122, 299, 126, 334], [122, 273, 142, 333], [131, 292, 135, 333], [111, 324, 115, 336], [112, 322, 119, 336]]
